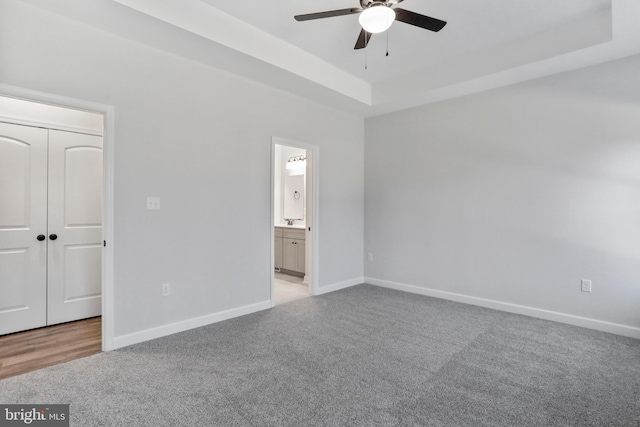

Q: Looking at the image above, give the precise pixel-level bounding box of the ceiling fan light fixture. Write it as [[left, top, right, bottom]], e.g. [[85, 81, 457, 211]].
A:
[[358, 5, 395, 34]]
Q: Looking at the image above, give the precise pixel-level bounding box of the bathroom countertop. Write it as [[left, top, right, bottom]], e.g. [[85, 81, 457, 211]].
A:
[[275, 224, 306, 230]]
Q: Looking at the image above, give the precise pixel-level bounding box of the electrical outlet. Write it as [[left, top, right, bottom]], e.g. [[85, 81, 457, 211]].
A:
[[147, 197, 161, 210], [162, 283, 171, 296], [367, 252, 373, 262], [581, 279, 592, 293]]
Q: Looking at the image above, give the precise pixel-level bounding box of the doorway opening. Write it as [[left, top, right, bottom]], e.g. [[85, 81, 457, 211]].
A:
[[0, 91, 111, 377], [271, 138, 318, 306]]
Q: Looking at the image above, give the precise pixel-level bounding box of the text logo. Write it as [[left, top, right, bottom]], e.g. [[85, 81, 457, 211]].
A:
[[0, 405, 69, 427]]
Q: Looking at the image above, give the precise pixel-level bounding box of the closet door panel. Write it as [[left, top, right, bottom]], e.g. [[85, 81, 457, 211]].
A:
[[47, 130, 103, 326], [0, 122, 48, 335]]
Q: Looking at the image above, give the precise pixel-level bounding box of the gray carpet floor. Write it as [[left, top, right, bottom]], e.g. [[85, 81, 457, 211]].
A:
[[1, 284, 639, 426]]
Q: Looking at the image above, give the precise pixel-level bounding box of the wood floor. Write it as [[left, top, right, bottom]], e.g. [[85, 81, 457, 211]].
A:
[[0, 317, 102, 380]]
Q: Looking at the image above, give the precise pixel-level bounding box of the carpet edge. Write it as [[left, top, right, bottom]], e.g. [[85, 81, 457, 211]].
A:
[[107, 299, 272, 350]]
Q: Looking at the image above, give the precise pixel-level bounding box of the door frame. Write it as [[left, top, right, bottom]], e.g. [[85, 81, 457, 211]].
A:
[[0, 83, 115, 351], [270, 137, 319, 302]]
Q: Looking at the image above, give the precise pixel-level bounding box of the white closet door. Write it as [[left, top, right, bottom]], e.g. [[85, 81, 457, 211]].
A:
[[47, 130, 103, 325], [0, 122, 48, 335]]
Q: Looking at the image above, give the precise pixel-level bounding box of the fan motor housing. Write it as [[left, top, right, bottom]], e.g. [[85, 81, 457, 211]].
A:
[[359, 0, 390, 9]]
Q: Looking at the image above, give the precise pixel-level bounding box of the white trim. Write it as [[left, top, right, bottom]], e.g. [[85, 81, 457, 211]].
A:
[[0, 83, 117, 352], [270, 137, 320, 301], [0, 117, 102, 137], [111, 300, 272, 350], [270, 143, 277, 308], [366, 277, 640, 340], [0, 94, 103, 136], [315, 277, 364, 296], [306, 148, 319, 296], [102, 107, 116, 351]]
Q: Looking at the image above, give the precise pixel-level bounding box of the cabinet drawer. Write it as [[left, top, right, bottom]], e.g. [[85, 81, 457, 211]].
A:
[[274, 227, 284, 237], [283, 229, 305, 240]]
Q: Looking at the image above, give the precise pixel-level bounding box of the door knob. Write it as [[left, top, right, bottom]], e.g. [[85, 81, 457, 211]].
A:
[[37, 234, 46, 241], [49, 234, 58, 241]]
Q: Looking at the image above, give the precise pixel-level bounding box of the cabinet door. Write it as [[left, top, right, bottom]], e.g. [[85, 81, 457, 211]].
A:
[[274, 236, 283, 269], [282, 238, 297, 271], [296, 239, 306, 274], [0, 123, 48, 335]]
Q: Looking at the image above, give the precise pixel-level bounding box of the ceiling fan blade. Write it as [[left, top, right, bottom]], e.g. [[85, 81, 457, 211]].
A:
[[295, 8, 362, 21], [393, 8, 447, 32], [354, 28, 372, 49]]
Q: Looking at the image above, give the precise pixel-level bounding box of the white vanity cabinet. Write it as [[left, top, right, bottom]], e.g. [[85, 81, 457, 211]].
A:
[[275, 227, 305, 274]]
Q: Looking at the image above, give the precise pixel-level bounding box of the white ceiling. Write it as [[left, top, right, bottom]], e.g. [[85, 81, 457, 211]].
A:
[[202, 0, 609, 84], [18, 0, 640, 117]]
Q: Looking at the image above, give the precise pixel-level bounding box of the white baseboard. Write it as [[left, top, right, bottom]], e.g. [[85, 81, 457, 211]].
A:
[[108, 300, 272, 350], [365, 277, 640, 340], [315, 276, 364, 296]]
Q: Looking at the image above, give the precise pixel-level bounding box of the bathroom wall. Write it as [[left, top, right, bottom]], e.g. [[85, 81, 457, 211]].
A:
[[274, 144, 306, 227]]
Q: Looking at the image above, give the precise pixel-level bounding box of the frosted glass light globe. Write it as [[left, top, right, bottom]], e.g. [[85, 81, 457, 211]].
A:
[[359, 6, 395, 34]]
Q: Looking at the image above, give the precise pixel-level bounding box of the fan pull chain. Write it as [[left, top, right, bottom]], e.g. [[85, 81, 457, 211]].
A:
[[386, 29, 389, 57], [365, 47, 368, 70]]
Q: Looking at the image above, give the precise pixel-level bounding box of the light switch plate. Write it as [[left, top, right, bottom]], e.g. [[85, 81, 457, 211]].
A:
[[146, 197, 161, 210]]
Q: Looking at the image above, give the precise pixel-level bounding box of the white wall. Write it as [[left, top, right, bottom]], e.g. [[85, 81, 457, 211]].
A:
[[0, 0, 364, 340], [365, 55, 640, 335]]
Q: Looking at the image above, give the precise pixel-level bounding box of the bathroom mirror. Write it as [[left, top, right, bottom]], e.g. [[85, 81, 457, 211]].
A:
[[284, 175, 304, 220]]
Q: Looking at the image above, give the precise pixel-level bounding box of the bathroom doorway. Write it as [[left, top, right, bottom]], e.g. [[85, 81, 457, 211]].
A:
[[271, 138, 318, 305]]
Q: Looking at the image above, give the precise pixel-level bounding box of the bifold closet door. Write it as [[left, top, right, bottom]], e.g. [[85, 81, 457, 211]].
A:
[[46, 130, 103, 326], [0, 122, 48, 335]]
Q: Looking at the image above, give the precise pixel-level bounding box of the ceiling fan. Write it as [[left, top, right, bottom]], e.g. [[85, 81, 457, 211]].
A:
[[294, 0, 447, 50]]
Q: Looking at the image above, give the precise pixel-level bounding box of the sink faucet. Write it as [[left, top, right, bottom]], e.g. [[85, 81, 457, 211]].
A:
[[286, 219, 294, 226]]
